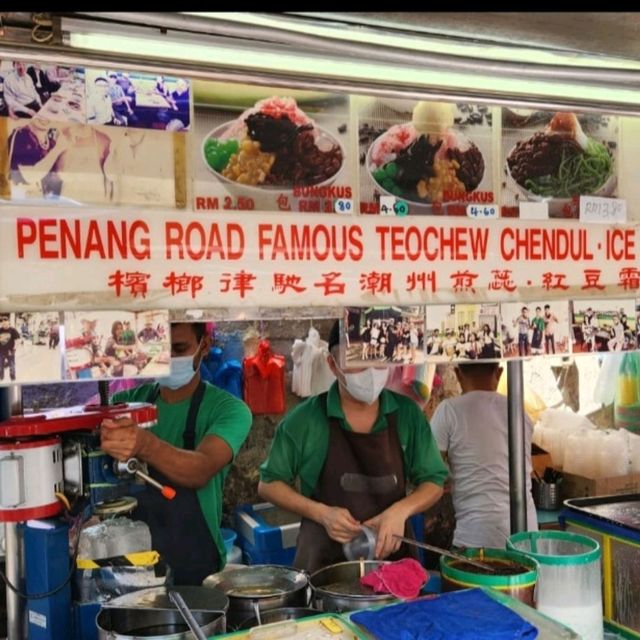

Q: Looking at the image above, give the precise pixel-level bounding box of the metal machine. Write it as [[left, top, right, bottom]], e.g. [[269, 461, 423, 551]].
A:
[[0, 400, 170, 640]]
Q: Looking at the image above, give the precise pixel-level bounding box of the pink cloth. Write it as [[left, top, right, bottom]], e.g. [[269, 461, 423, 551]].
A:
[[360, 558, 428, 600]]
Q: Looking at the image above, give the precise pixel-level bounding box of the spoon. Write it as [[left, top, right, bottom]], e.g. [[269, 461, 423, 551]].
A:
[[392, 535, 498, 573], [168, 590, 208, 640]]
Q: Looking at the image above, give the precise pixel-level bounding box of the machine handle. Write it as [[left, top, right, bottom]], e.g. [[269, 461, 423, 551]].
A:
[[134, 468, 176, 500]]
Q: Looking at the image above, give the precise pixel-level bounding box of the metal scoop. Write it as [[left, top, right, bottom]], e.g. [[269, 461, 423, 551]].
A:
[[393, 535, 498, 573], [168, 590, 208, 640]]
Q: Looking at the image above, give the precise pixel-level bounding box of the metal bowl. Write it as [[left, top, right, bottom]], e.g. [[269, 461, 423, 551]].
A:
[[237, 607, 319, 630], [96, 586, 228, 639], [203, 565, 309, 629], [310, 560, 397, 613]]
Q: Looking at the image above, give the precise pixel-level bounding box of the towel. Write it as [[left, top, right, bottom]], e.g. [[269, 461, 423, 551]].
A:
[[360, 558, 428, 599], [351, 588, 538, 640]]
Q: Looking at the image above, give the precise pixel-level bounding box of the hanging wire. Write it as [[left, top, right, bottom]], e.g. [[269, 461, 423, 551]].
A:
[[31, 12, 53, 44]]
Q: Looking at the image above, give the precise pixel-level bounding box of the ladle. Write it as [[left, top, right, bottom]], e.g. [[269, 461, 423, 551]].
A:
[[392, 535, 498, 573], [168, 590, 208, 640]]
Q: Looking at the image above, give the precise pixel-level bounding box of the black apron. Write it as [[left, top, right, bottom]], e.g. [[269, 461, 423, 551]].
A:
[[132, 382, 220, 585], [294, 393, 417, 574]]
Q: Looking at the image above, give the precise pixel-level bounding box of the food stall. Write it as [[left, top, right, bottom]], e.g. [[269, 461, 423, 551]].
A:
[[1, 10, 640, 640]]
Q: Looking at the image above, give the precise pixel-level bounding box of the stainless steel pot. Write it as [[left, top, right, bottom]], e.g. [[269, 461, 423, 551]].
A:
[[203, 565, 309, 629], [96, 608, 223, 639], [96, 586, 227, 640], [238, 607, 319, 630], [310, 561, 397, 612]]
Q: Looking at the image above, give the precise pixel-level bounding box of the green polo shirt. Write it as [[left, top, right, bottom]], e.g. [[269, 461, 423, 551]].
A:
[[260, 382, 448, 496], [112, 381, 252, 566]]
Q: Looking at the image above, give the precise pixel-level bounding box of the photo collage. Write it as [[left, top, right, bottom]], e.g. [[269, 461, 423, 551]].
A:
[[1, 58, 633, 217], [325, 298, 640, 370], [0, 309, 170, 385]]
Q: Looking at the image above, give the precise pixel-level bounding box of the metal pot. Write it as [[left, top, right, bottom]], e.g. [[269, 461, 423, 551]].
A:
[[203, 564, 309, 629], [97, 586, 227, 639], [310, 561, 397, 613], [237, 607, 319, 630], [97, 608, 223, 639]]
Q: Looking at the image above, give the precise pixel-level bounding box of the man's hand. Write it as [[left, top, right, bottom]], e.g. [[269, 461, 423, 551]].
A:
[[318, 505, 362, 544], [100, 417, 152, 461], [364, 503, 408, 559]]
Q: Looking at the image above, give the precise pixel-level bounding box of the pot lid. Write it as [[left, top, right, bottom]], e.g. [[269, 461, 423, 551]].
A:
[[102, 585, 228, 614]]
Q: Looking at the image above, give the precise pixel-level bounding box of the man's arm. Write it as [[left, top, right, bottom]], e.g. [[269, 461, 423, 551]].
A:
[[363, 481, 443, 559], [100, 417, 231, 489], [258, 480, 361, 544]]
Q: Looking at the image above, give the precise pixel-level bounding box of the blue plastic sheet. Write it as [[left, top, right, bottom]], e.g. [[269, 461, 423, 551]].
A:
[[351, 589, 538, 640]]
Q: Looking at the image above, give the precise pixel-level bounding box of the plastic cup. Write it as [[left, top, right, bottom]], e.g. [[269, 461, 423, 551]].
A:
[[343, 526, 377, 561]]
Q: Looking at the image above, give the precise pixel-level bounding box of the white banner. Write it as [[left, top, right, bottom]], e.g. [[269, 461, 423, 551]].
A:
[[1, 206, 640, 311]]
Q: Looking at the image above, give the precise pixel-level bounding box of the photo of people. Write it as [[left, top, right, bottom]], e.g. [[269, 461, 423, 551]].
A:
[[2, 118, 178, 207], [501, 301, 570, 358], [63, 310, 170, 381], [343, 306, 426, 367], [571, 299, 636, 353], [85, 69, 191, 131], [425, 303, 502, 362], [0, 60, 85, 123], [0, 312, 62, 385]]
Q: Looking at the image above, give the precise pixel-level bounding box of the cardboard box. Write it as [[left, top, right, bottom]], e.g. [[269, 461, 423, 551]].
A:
[[561, 472, 640, 499]]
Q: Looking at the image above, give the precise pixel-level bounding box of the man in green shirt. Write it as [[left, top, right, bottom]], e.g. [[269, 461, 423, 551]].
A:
[[100, 322, 252, 585], [259, 321, 447, 573]]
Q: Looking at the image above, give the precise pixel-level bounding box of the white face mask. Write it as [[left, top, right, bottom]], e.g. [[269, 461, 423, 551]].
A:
[[340, 367, 389, 405], [163, 341, 203, 390]]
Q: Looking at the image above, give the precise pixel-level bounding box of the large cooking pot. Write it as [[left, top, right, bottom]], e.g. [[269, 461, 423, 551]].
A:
[[238, 607, 319, 630], [203, 565, 309, 629], [97, 586, 227, 639], [310, 561, 397, 612]]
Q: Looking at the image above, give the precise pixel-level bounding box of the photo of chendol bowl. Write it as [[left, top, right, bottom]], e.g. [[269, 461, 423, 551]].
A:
[[367, 101, 485, 208], [201, 96, 344, 194], [506, 112, 616, 211]]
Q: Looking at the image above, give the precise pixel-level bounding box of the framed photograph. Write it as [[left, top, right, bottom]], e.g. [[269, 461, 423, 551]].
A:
[[357, 96, 494, 215], [501, 109, 618, 218], [192, 83, 352, 213], [344, 306, 426, 367], [501, 301, 571, 358], [425, 303, 502, 362], [0, 311, 62, 384], [570, 299, 636, 353], [3, 118, 177, 207], [85, 68, 191, 131], [0, 60, 85, 123], [63, 310, 170, 381]]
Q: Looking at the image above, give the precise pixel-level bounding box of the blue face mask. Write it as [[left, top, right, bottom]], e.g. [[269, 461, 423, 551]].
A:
[[163, 355, 196, 390]]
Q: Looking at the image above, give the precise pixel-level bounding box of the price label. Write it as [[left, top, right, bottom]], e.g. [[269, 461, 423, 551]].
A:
[[379, 196, 396, 216], [519, 202, 549, 220], [580, 196, 627, 224], [394, 200, 409, 216], [334, 198, 353, 214], [466, 204, 498, 219]]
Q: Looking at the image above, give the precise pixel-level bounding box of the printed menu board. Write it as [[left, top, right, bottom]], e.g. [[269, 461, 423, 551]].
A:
[[357, 96, 495, 215], [192, 83, 354, 213]]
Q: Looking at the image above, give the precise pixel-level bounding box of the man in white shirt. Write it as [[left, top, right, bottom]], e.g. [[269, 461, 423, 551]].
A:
[[430, 362, 538, 548], [608, 315, 625, 352], [4, 61, 42, 118], [86, 76, 116, 125]]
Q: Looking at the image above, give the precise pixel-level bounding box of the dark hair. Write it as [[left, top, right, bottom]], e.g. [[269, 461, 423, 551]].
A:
[[94, 77, 108, 84], [171, 322, 207, 343], [0, 315, 9, 321], [456, 362, 500, 377], [108, 73, 118, 79], [544, 304, 550, 310], [535, 306, 542, 311], [328, 320, 341, 352]]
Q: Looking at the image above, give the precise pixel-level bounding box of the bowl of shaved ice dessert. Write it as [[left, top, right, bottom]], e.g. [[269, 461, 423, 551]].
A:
[[202, 96, 345, 193], [505, 111, 616, 217], [366, 101, 486, 212]]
